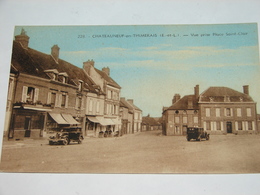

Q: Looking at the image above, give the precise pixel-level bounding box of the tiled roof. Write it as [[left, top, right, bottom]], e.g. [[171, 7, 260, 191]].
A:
[[167, 95, 199, 110], [127, 101, 142, 111], [199, 87, 253, 102], [142, 116, 159, 125], [95, 68, 121, 89], [11, 41, 100, 94]]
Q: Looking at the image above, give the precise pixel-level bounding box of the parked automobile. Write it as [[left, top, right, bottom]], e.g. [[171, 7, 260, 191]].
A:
[[49, 127, 83, 145], [186, 127, 209, 141]]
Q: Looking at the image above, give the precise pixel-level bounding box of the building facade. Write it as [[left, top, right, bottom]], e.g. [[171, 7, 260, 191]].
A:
[[4, 29, 109, 139], [162, 85, 258, 135]]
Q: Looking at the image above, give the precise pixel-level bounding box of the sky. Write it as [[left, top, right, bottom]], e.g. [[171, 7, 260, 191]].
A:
[[13, 24, 260, 117]]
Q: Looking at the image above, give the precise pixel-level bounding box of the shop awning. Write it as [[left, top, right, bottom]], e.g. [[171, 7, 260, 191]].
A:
[[87, 116, 109, 126], [104, 118, 116, 125], [48, 113, 69, 125], [61, 114, 80, 125], [112, 119, 121, 125]]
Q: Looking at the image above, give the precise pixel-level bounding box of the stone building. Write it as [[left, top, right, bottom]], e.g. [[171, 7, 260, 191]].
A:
[[83, 61, 121, 137], [126, 99, 142, 133], [4, 29, 105, 139], [162, 85, 258, 135], [119, 97, 134, 135], [142, 114, 162, 131]]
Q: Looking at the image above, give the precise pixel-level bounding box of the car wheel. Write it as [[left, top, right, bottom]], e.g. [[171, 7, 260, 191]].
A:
[[49, 141, 53, 145], [63, 139, 68, 145]]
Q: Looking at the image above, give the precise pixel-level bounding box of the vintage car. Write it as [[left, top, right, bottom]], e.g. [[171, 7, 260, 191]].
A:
[[49, 127, 84, 145], [186, 127, 209, 141]]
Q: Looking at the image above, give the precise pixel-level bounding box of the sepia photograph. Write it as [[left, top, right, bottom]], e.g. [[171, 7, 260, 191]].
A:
[[0, 23, 260, 174], [1, 1, 260, 194]]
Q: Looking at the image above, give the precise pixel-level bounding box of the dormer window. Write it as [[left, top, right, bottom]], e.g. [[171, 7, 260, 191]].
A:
[[44, 69, 59, 81], [78, 80, 83, 92], [58, 72, 68, 83]]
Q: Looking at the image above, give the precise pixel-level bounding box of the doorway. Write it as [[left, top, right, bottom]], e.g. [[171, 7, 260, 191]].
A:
[[226, 121, 232, 133], [24, 116, 31, 137]]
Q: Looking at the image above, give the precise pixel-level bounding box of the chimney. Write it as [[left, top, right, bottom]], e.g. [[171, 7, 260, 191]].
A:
[[15, 28, 30, 49], [188, 96, 193, 109], [127, 99, 134, 104], [243, 85, 249, 95], [51, 45, 60, 62], [83, 60, 95, 75], [194, 85, 199, 99], [102, 67, 110, 76], [172, 94, 181, 104]]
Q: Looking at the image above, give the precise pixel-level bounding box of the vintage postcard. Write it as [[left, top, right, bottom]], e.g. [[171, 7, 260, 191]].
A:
[[0, 23, 260, 173]]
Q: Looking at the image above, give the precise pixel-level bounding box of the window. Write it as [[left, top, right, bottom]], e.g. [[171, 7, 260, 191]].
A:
[[194, 116, 198, 123], [96, 100, 100, 113], [206, 121, 211, 130], [183, 116, 187, 124], [226, 108, 232, 116], [175, 116, 179, 123], [205, 108, 210, 117], [61, 94, 66, 107], [78, 81, 83, 92], [76, 96, 82, 110], [89, 99, 93, 112], [51, 92, 56, 105], [248, 121, 253, 130], [216, 121, 221, 130], [246, 108, 252, 117], [238, 121, 242, 130], [107, 90, 112, 99], [22, 86, 39, 103], [237, 108, 242, 117], [216, 108, 220, 117]]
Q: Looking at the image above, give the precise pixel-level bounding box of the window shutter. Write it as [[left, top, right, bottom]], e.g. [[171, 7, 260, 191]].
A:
[[231, 108, 233, 117], [55, 93, 59, 107], [224, 108, 226, 116], [235, 121, 238, 130], [58, 94, 62, 107], [221, 122, 224, 131], [47, 92, 52, 104], [245, 121, 248, 130], [81, 97, 84, 110], [22, 86, 28, 102], [65, 95, 69, 108], [75, 98, 79, 109], [34, 88, 39, 103]]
